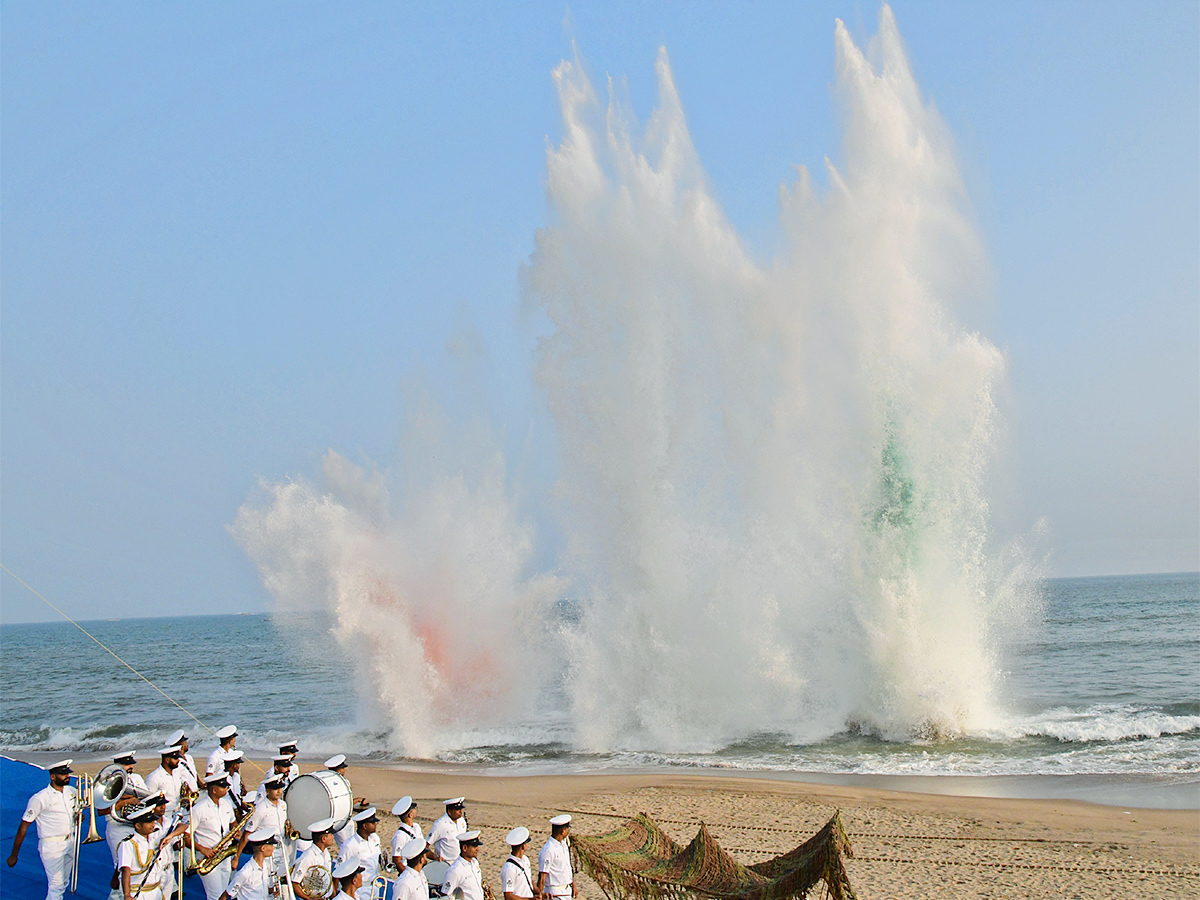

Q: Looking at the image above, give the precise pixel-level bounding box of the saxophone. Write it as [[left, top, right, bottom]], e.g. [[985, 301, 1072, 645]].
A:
[[194, 808, 255, 875]]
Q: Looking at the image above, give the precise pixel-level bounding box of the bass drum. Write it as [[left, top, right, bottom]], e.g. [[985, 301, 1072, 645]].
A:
[[424, 861, 450, 896], [284, 771, 354, 840]]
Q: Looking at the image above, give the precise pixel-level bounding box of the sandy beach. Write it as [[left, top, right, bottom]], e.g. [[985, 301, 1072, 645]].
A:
[[70, 758, 1199, 900]]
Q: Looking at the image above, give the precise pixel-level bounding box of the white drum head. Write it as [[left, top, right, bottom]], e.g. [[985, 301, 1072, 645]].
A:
[[284, 771, 354, 840], [424, 860, 450, 891]]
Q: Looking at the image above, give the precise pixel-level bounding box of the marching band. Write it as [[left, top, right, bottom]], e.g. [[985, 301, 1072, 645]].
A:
[[6, 737, 579, 900]]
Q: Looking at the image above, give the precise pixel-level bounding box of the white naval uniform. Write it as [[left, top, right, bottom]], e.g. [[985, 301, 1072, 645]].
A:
[[389, 821, 423, 867], [286, 763, 300, 782], [394, 866, 428, 900], [442, 856, 483, 900], [333, 819, 356, 851], [145, 766, 184, 816], [21, 784, 78, 900], [145, 767, 185, 900], [176, 753, 201, 794], [536, 838, 572, 899], [246, 795, 289, 869], [336, 832, 381, 900], [225, 856, 278, 900], [427, 815, 465, 862], [118, 831, 167, 900], [500, 855, 534, 899], [292, 844, 333, 899], [191, 792, 237, 900], [107, 772, 149, 867], [206, 747, 232, 777]]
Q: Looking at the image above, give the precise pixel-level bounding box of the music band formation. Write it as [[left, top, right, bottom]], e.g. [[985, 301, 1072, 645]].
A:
[[8, 728, 579, 900]]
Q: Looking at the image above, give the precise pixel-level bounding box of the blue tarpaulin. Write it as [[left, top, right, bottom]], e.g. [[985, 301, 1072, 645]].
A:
[[0, 756, 206, 900]]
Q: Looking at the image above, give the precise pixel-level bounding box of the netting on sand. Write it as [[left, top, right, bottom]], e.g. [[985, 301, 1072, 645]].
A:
[[570, 812, 857, 900]]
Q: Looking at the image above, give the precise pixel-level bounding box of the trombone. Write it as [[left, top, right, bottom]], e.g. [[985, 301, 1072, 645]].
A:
[[69, 765, 127, 893]]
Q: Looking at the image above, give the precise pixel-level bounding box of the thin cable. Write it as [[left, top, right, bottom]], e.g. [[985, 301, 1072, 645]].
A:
[[1, 563, 264, 773]]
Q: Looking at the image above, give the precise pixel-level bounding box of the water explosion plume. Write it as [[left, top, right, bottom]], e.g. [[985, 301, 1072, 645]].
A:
[[233, 5, 1037, 757]]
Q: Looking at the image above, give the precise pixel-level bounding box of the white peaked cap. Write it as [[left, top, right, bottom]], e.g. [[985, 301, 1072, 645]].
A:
[[402, 837, 427, 860], [215, 725, 237, 739], [324, 754, 347, 768], [391, 796, 414, 816], [167, 729, 186, 746], [248, 827, 277, 843], [457, 830, 481, 842], [443, 797, 465, 806], [223, 749, 245, 762], [309, 817, 336, 833], [505, 826, 530, 846], [48, 759, 73, 771], [157, 745, 180, 756], [353, 807, 378, 822], [549, 814, 571, 826], [333, 859, 363, 880], [206, 773, 230, 786], [112, 750, 137, 762]]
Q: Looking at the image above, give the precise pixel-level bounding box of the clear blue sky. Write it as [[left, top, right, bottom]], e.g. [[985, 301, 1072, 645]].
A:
[[2, 1, 1196, 624]]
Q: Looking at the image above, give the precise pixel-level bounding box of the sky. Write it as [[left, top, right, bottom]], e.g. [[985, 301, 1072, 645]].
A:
[[1, 1, 1197, 625]]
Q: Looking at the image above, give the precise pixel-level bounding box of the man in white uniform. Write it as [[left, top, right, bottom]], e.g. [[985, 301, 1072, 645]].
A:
[[189, 774, 238, 900], [279, 742, 301, 782], [393, 838, 430, 900], [222, 751, 249, 816], [221, 827, 279, 900], [427, 798, 467, 863], [146, 747, 186, 818], [6, 759, 81, 900], [240, 775, 288, 867], [536, 816, 575, 900], [168, 729, 202, 794], [441, 832, 484, 900], [257, 758, 294, 802], [389, 797, 422, 873], [291, 818, 336, 900], [331, 860, 363, 900], [336, 808, 381, 900], [500, 828, 534, 900], [107, 751, 149, 881], [118, 802, 187, 900], [207, 726, 238, 777]]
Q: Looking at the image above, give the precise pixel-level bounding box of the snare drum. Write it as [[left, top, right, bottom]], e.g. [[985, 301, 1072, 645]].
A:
[[284, 770, 354, 840]]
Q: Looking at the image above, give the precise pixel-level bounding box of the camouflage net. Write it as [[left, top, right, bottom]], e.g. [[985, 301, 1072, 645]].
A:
[[569, 812, 856, 900]]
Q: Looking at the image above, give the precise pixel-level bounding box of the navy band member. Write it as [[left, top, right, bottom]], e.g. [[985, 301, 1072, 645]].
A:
[[291, 817, 337, 900], [331, 859, 363, 900], [389, 796, 422, 873], [427, 798, 467, 863], [335, 808, 381, 900], [190, 773, 237, 900], [442, 832, 485, 900], [7, 759, 81, 900], [221, 827, 279, 900], [167, 729, 202, 793], [207, 726, 238, 778], [500, 828, 534, 900], [536, 817, 575, 900], [118, 802, 188, 900], [393, 838, 430, 900]]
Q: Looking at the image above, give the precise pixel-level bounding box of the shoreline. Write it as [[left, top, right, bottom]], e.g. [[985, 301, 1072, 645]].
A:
[[5, 748, 1197, 810]]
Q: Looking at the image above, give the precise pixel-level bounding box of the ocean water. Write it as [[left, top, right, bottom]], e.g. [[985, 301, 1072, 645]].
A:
[[2, 573, 1196, 806]]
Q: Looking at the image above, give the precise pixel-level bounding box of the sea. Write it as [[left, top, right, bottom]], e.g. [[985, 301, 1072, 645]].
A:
[[2, 573, 1197, 809]]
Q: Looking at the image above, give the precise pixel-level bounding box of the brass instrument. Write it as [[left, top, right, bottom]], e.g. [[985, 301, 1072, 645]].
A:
[[297, 863, 333, 900], [484, 884, 495, 900], [369, 875, 390, 900], [193, 807, 255, 875]]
